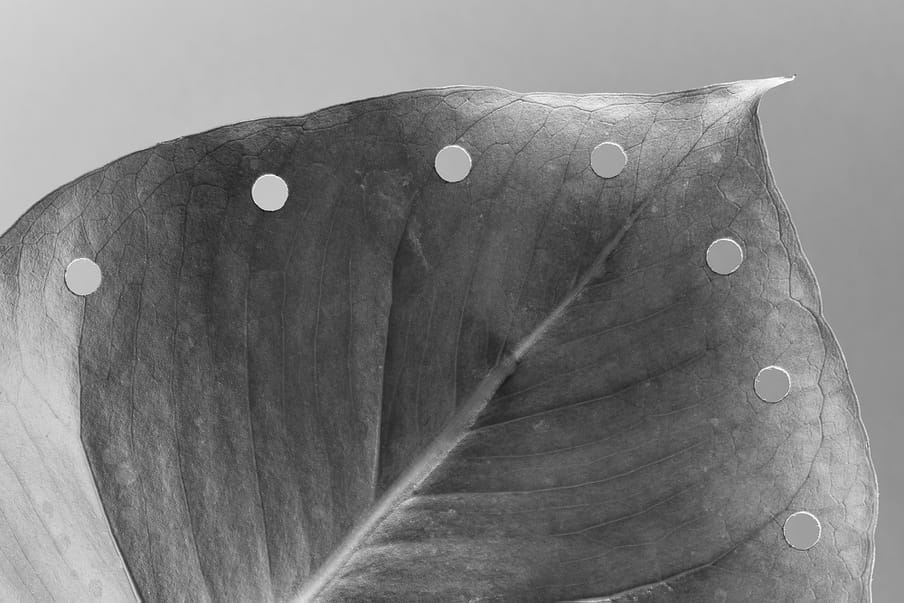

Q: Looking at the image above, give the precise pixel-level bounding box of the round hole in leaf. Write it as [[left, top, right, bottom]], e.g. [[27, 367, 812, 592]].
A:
[[755, 365, 791, 403], [783, 511, 821, 550], [706, 238, 744, 275], [435, 144, 472, 182], [252, 174, 289, 211], [590, 141, 627, 178], [65, 258, 102, 296]]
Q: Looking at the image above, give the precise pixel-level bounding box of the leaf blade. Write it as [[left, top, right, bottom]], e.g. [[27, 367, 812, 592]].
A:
[[0, 77, 877, 603]]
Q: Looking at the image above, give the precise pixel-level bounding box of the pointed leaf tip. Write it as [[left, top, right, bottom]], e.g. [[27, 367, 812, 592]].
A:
[[731, 75, 796, 103]]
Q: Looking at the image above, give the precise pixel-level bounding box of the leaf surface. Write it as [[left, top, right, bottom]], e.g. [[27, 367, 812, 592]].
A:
[[0, 78, 877, 602]]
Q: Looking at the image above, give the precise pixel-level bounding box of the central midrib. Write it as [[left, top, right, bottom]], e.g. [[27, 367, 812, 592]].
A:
[[293, 176, 658, 603], [293, 81, 776, 601]]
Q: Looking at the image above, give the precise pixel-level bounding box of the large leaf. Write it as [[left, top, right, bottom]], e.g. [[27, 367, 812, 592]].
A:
[[0, 78, 877, 602]]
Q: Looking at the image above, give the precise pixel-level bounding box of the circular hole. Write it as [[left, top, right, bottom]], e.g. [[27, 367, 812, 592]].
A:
[[65, 258, 102, 296], [706, 238, 744, 275], [755, 365, 791, 403], [252, 174, 289, 211], [783, 511, 821, 550], [590, 141, 627, 178], [435, 144, 472, 182]]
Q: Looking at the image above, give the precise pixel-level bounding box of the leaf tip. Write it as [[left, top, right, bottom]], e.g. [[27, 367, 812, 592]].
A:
[[731, 75, 796, 104]]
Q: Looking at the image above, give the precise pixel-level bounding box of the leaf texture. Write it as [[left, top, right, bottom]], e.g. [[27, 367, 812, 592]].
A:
[[0, 77, 877, 602]]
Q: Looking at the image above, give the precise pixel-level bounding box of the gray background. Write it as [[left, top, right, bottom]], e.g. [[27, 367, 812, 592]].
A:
[[1, 0, 900, 599]]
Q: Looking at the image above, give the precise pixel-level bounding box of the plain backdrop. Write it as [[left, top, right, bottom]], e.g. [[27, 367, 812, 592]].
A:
[[1, 0, 900, 599]]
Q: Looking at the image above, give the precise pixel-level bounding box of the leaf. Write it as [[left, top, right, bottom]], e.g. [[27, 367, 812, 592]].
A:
[[0, 77, 877, 602]]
